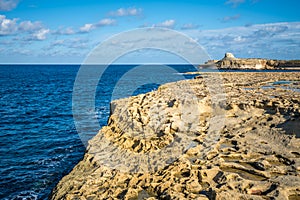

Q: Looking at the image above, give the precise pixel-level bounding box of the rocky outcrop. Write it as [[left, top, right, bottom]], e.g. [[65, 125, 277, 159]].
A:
[[214, 53, 300, 70], [51, 72, 300, 200]]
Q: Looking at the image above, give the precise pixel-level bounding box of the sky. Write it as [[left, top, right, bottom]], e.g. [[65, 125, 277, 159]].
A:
[[0, 0, 299, 63]]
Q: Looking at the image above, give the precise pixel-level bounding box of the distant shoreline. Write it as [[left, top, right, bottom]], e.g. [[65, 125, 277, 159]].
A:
[[202, 53, 300, 70]]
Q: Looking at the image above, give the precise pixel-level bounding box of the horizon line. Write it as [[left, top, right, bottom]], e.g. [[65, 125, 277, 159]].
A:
[[0, 63, 203, 65]]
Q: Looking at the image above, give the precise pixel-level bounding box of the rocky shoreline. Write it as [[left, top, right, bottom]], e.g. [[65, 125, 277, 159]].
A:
[[51, 72, 300, 200], [203, 53, 300, 70]]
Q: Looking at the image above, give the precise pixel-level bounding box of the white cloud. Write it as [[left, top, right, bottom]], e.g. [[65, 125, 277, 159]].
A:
[[0, 14, 50, 42], [77, 19, 115, 33], [79, 23, 94, 33], [63, 28, 75, 35], [181, 23, 200, 30], [183, 22, 300, 60], [18, 21, 43, 32], [52, 39, 64, 45], [233, 35, 246, 42], [221, 14, 240, 22], [0, 14, 18, 35], [109, 7, 142, 17], [12, 48, 31, 55], [32, 28, 49, 40], [155, 19, 176, 29], [138, 23, 151, 28], [67, 38, 89, 49], [49, 38, 90, 50], [0, 0, 18, 11], [51, 18, 116, 35], [225, 0, 245, 8], [97, 18, 116, 26], [139, 21, 180, 29], [53, 27, 75, 35]]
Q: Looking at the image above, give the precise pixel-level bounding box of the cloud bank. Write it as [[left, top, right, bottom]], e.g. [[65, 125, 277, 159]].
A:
[[0, 15, 49, 40], [0, 0, 18, 11], [185, 22, 300, 60]]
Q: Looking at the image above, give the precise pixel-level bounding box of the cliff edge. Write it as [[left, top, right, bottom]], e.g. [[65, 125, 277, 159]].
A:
[[51, 72, 300, 200]]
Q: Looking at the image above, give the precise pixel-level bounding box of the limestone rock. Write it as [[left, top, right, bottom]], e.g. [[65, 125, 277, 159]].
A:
[[215, 53, 290, 69], [224, 52, 235, 59], [50, 72, 300, 200]]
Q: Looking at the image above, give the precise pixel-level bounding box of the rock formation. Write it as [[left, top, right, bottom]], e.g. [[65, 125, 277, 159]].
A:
[[211, 53, 300, 70], [224, 52, 235, 59], [51, 72, 300, 200]]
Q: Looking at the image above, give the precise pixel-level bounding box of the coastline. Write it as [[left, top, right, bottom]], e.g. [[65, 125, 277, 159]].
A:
[[202, 53, 300, 70], [51, 72, 300, 199]]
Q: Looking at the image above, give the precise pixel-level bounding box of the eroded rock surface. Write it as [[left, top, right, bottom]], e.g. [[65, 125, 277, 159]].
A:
[[51, 72, 300, 200]]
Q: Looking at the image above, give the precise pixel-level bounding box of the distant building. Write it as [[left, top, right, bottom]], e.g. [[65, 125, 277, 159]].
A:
[[205, 60, 218, 64]]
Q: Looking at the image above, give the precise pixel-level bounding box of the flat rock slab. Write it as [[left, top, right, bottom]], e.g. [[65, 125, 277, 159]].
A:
[[51, 72, 300, 200]]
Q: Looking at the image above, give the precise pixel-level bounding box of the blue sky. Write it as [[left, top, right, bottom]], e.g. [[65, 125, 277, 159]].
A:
[[0, 0, 299, 63]]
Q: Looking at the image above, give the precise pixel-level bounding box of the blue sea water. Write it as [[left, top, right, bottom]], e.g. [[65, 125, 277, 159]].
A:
[[0, 64, 198, 200]]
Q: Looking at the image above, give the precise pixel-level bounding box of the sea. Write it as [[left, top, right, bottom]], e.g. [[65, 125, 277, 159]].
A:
[[0, 64, 199, 200]]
